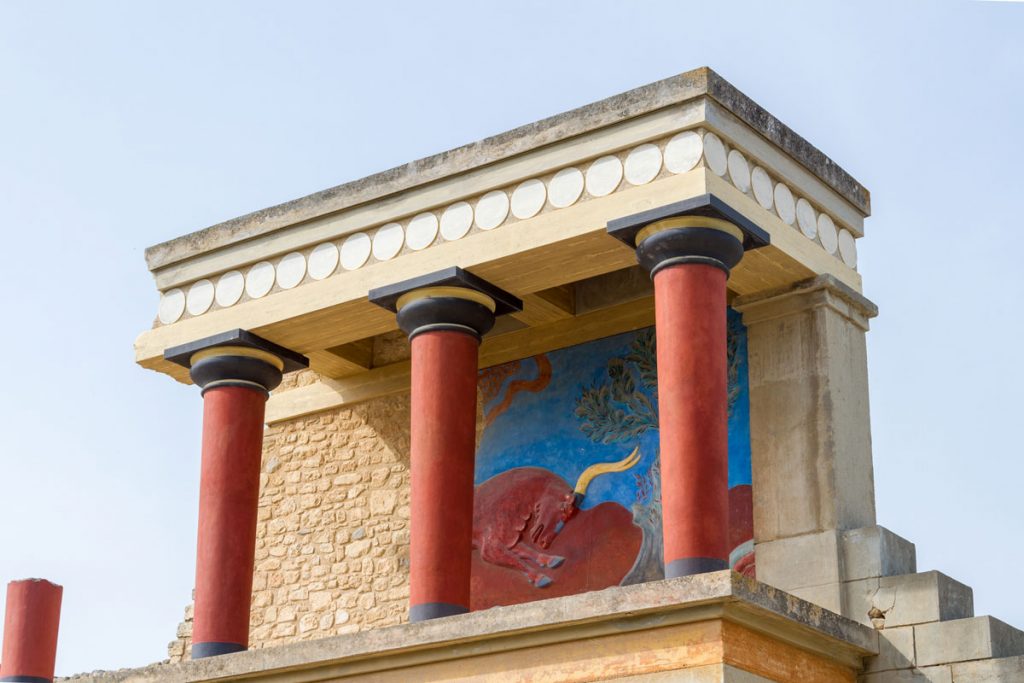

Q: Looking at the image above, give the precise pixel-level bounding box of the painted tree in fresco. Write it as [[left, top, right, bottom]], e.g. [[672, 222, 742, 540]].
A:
[[573, 319, 746, 584]]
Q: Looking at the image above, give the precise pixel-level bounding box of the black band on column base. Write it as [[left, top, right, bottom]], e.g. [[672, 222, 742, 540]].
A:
[[191, 641, 246, 658], [665, 557, 729, 579], [409, 602, 469, 622], [0, 676, 54, 683]]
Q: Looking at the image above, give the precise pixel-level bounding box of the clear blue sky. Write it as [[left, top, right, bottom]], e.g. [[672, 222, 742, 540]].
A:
[[1, 1, 1021, 674]]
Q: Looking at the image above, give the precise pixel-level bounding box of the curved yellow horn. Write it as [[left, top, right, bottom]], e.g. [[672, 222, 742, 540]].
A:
[[573, 446, 641, 496]]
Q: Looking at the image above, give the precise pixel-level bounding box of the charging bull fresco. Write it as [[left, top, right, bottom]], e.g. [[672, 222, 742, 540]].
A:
[[470, 310, 753, 610]]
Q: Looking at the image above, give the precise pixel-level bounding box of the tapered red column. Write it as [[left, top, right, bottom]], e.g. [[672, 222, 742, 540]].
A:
[[609, 198, 765, 579], [0, 579, 62, 683], [165, 330, 307, 658], [370, 267, 521, 621]]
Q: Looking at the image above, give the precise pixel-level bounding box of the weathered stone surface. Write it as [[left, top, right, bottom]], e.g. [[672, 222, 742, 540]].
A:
[[860, 666, 951, 683], [863, 626, 915, 673], [915, 617, 1024, 667], [844, 571, 973, 629], [145, 67, 870, 273], [756, 530, 843, 592], [951, 655, 1024, 682], [842, 526, 917, 582]]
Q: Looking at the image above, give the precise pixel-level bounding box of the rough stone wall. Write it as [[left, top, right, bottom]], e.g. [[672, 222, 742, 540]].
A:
[[168, 372, 414, 660]]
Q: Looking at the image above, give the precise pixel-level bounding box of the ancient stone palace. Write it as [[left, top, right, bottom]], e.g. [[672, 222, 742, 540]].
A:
[[3, 67, 1022, 682]]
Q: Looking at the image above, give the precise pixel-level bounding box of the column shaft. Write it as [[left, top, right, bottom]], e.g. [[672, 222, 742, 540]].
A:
[[408, 330, 479, 621], [192, 385, 267, 657], [654, 264, 730, 578], [0, 579, 62, 683]]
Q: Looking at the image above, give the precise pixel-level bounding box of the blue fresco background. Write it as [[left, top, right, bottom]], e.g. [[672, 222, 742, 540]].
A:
[[477, 309, 752, 512]]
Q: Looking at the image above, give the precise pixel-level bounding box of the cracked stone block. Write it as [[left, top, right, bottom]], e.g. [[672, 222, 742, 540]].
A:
[[842, 526, 917, 582], [915, 616, 1024, 667], [844, 571, 973, 628], [864, 626, 915, 673], [951, 655, 1024, 682], [859, 666, 951, 682], [755, 530, 843, 592]]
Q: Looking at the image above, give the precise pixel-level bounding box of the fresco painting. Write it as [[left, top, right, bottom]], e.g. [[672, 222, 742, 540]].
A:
[[470, 310, 754, 610]]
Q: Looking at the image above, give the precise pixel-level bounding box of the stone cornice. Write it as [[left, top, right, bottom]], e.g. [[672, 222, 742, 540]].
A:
[[733, 274, 879, 331], [144, 67, 869, 274]]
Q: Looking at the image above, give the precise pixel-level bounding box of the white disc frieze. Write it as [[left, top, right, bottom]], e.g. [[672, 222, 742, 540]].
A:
[[585, 155, 623, 197], [340, 232, 371, 270], [773, 182, 796, 225], [702, 132, 728, 176], [727, 150, 751, 193], [440, 202, 473, 241], [307, 242, 340, 280], [475, 191, 510, 231], [624, 143, 662, 185], [548, 167, 584, 208], [158, 288, 186, 324], [372, 223, 405, 261], [215, 270, 245, 308], [511, 179, 546, 219], [838, 229, 858, 268], [276, 252, 306, 290], [751, 166, 774, 210], [406, 212, 439, 250], [796, 198, 817, 239], [186, 279, 215, 316], [246, 261, 275, 299], [817, 214, 839, 254], [664, 131, 702, 174]]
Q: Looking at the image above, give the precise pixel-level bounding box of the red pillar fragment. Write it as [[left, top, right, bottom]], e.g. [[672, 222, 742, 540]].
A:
[[1, 578, 62, 683]]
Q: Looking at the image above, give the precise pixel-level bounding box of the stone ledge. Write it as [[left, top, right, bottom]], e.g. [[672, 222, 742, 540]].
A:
[[63, 572, 876, 682]]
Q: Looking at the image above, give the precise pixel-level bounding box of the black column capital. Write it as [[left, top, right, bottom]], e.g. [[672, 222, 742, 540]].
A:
[[164, 329, 309, 394], [607, 193, 770, 277], [368, 266, 522, 341]]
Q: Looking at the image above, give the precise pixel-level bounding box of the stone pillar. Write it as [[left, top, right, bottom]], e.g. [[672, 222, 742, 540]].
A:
[[164, 330, 308, 658], [370, 267, 521, 621], [0, 579, 62, 683], [608, 199, 766, 579], [733, 275, 878, 611]]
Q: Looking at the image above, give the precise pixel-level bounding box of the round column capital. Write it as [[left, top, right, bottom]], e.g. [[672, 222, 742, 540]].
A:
[[635, 216, 744, 278], [396, 287, 497, 341], [189, 345, 285, 394]]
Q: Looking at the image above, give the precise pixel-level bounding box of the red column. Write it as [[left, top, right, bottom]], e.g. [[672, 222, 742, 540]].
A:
[[191, 385, 268, 657], [654, 264, 731, 578], [1, 579, 62, 683], [408, 330, 480, 621]]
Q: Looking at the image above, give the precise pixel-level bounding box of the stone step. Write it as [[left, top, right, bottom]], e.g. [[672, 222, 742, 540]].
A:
[[842, 526, 917, 582], [949, 654, 1024, 682], [916, 616, 1024, 667], [845, 570, 973, 628]]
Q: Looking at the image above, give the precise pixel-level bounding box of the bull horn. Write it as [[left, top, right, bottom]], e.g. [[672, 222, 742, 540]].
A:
[[573, 446, 641, 496]]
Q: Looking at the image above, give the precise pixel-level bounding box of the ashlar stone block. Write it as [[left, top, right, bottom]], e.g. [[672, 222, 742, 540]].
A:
[[842, 526, 917, 582], [844, 571, 973, 628], [755, 529, 843, 592], [951, 655, 1024, 682], [915, 616, 1024, 667], [860, 666, 951, 683], [863, 626, 915, 673]]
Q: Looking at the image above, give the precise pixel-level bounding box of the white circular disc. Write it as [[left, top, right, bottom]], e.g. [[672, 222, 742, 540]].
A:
[[838, 229, 858, 268], [727, 149, 751, 193], [475, 190, 510, 230], [773, 182, 796, 225], [664, 131, 703, 174], [158, 288, 186, 324], [307, 242, 339, 280], [372, 223, 405, 261], [817, 214, 839, 254], [406, 212, 439, 250], [585, 155, 623, 197], [246, 261, 275, 299], [548, 167, 584, 208], [186, 279, 215, 316], [702, 132, 728, 176], [796, 198, 817, 239], [276, 252, 306, 290], [440, 202, 474, 241], [751, 166, 774, 210], [340, 232, 371, 270], [215, 270, 245, 308], [624, 144, 662, 186], [510, 179, 546, 219]]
